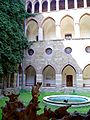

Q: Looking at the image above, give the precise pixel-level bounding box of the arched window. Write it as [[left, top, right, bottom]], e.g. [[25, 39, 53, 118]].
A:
[[87, 0, 90, 7], [68, 0, 74, 9], [34, 1, 39, 13], [27, 2, 32, 13], [77, 0, 84, 8], [59, 0, 65, 10], [42, 1, 48, 12], [50, 0, 56, 11]]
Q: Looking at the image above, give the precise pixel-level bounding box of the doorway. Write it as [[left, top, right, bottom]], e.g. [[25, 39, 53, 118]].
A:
[[66, 75, 73, 87]]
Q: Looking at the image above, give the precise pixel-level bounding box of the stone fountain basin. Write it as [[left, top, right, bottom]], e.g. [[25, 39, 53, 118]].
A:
[[43, 95, 90, 107]]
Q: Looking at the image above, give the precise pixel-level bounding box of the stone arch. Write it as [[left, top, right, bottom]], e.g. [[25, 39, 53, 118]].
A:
[[83, 64, 90, 80], [87, 0, 90, 7], [61, 64, 76, 87], [26, 19, 38, 41], [25, 65, 36, 86], [42, 65, 56, 87], [34, 0, 39, 13], [59, 0, 65, 10], [68, 0, 74, 9], [50, 0, 56, 11], [77, 0, 84, 8], [80, 13, 90, 38], [42, 0, 48, 12], [42, 17, 56, 40], [27, 1, 32, 13], [60, 15, 74, 39]]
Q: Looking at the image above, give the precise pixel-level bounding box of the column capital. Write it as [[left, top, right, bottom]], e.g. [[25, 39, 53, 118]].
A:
[[39, 1, 42, 13], [47, 0, 50, 12]]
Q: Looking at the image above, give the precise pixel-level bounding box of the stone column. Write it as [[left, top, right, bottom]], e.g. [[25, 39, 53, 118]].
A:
[[74, 23, 80, 38], [48, 0, 50, 12], [56, 0, 59, 11], [17, 72, 19, 87], [84, 0, 87, 8], [56, 74, 62, 87], [23, 74, 26, 88], [38, 27, 43, 41], [76, 73, 83, 87], [25, 1, 27, 11], [65, 0, 68, 10], [32, 4, 34, 13], [74, 0, 77, 9], [56, 24, 61, 39], [39, 1, 42, 13], [36, 74, 43, 83]]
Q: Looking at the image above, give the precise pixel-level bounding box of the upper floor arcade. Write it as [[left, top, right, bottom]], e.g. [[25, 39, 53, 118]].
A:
[[26, 0, 90, 13], [26, 13, 90, 41]]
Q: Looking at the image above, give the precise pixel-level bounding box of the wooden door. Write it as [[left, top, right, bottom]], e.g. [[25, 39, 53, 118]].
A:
[[66, 75, 73, 87]]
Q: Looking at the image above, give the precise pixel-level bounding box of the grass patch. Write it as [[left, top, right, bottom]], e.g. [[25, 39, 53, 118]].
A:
[[0, 91, 90, 119]]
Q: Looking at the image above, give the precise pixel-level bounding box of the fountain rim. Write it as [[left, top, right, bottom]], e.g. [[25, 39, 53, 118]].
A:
[[43, 95, 90, 107]]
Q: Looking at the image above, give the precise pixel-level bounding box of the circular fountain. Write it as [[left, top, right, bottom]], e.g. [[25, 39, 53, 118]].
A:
[[43, 95, 90, 107]]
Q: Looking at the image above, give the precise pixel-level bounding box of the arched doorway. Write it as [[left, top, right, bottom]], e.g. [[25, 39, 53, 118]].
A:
[[62, 65, 76, 87], [25, 65, 36, 86], [43, 65, 56, 87]]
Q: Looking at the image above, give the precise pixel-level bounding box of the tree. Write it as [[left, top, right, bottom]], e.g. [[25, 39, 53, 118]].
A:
[[0, 0, 28, 88]]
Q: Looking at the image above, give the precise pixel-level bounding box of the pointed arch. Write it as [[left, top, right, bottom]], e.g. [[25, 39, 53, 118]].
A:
[[68, 0, 74, 9], [59, 0, 65, 10], [83, 64, 90, 80], [25, 65, 36, 86], [77, 0, 84, 8], [50, 0, 56, 11], [42, 17, 56, 40], [60, 15, 74, 39], [34, 1, 39, 13], [26, 19, 38, 41], [80, 13, 90, 38], [27, 1, 32, 13], [87, 0, 90, 7], [42, 0, 48, 12], [62, 64, 76, 87], [42, 65, 56, 87]]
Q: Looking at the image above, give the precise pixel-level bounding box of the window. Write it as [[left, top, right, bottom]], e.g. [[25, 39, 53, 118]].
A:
[[27, 2, 32, 13], [65, 34, 72, 40], [28, 49, 34, 56], [87, 0, 90, 7], [59, 0, 65, 10], [50, 0, 56, 11], [85, 46, 90, 53], [45, 48, 52, 55], [64, 47, 72, 54], [77, 0, 84, 8], [68, 0, 74, 9], [42, 1, 48, 12], [34, 1, 39, 13]]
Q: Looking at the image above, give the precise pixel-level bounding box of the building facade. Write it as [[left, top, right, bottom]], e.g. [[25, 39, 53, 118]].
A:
[[15, 0, 90, 91]]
